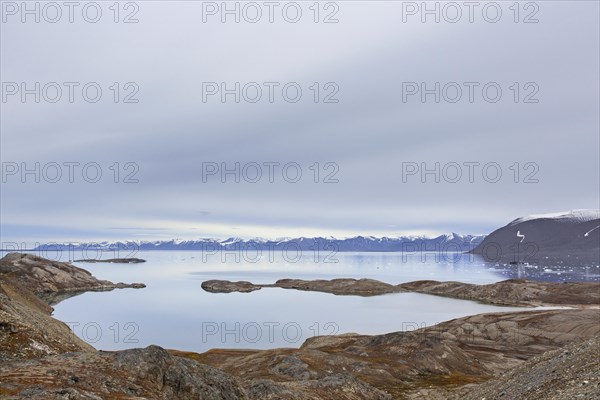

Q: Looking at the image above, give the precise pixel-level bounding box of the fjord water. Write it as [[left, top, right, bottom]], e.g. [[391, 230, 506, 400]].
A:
[[28, 251, 598, 353]]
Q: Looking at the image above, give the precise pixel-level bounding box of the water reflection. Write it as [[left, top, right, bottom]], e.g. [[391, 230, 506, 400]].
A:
[[1, 250, 596, 353]]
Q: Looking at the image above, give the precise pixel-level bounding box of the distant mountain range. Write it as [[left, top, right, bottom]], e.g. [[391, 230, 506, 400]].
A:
[[22, 210, 600, 265], [31, 233, 485, 252]]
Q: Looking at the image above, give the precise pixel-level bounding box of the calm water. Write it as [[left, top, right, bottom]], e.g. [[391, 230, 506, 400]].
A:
[[5, 250, 597, 353]]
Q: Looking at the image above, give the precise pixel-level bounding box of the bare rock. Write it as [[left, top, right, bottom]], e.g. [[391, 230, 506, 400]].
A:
[[247, 374, 392, 400], [398, 279, 600, 306], [0, 253, 145, 361], [201, 278, 401, 296], [189, 309, 600, 397], [0, 253, 145, 305], [456, 335, 600, 400], [202, 280, 264, 293], [0, 275, 94, 361], [202, 277, 599, 307], [0, 345, 247, 399], [275, 278, 401, 296]]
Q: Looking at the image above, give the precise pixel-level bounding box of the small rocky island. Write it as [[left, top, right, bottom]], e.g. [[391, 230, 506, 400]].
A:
[[73, 257, 146, 263]]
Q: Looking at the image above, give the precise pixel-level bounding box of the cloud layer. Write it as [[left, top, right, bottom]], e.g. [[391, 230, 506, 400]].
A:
[[1, 1, 599, 242]]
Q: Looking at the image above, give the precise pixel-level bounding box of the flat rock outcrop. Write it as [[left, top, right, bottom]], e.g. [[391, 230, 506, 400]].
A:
[[202, 278, 600, 307], [397, 278, 600, 307], [246, 374, 392, 400], [275, 278, 401, 296], [202, 280, 265, 293], [0, 345, 247, 399], [202, 278, 401, 296]]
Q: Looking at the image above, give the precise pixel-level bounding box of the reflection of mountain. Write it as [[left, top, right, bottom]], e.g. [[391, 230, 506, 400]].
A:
[[472, 210, 600, 266], [32, 234, 485, 252]]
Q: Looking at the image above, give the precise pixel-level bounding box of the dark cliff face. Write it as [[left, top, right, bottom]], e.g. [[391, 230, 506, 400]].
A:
[[471, 211, 600, 265]]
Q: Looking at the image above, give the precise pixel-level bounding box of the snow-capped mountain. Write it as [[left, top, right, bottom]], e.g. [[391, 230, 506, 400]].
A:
[[472, 209, 600, 265], [508, 209, 600, 225], [32, 234, 486, 252]]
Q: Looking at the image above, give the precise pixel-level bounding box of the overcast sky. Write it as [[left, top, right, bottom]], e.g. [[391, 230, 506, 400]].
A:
[[1, 1, 599, 243]]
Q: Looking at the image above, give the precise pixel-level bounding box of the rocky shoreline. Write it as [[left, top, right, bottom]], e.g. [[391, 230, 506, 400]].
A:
[[180, 308, 600, 399], [0, 253, 146, 360], [201, 278, 600, 307], [198, 277, 600, 399], [0, 253, 145, 306], [1, 253, 599, 399]]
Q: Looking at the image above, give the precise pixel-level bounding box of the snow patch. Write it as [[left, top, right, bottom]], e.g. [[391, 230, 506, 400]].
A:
[[510, 209, 600, 225]]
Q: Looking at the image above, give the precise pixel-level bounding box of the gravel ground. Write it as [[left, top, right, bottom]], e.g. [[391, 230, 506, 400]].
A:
[[458, 335, 600, 400]]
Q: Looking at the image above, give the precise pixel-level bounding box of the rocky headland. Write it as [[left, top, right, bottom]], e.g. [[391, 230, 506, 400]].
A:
[[0, 253, 145, 305], [0, 253, 146, 360], [0, 252, 248, 399]]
